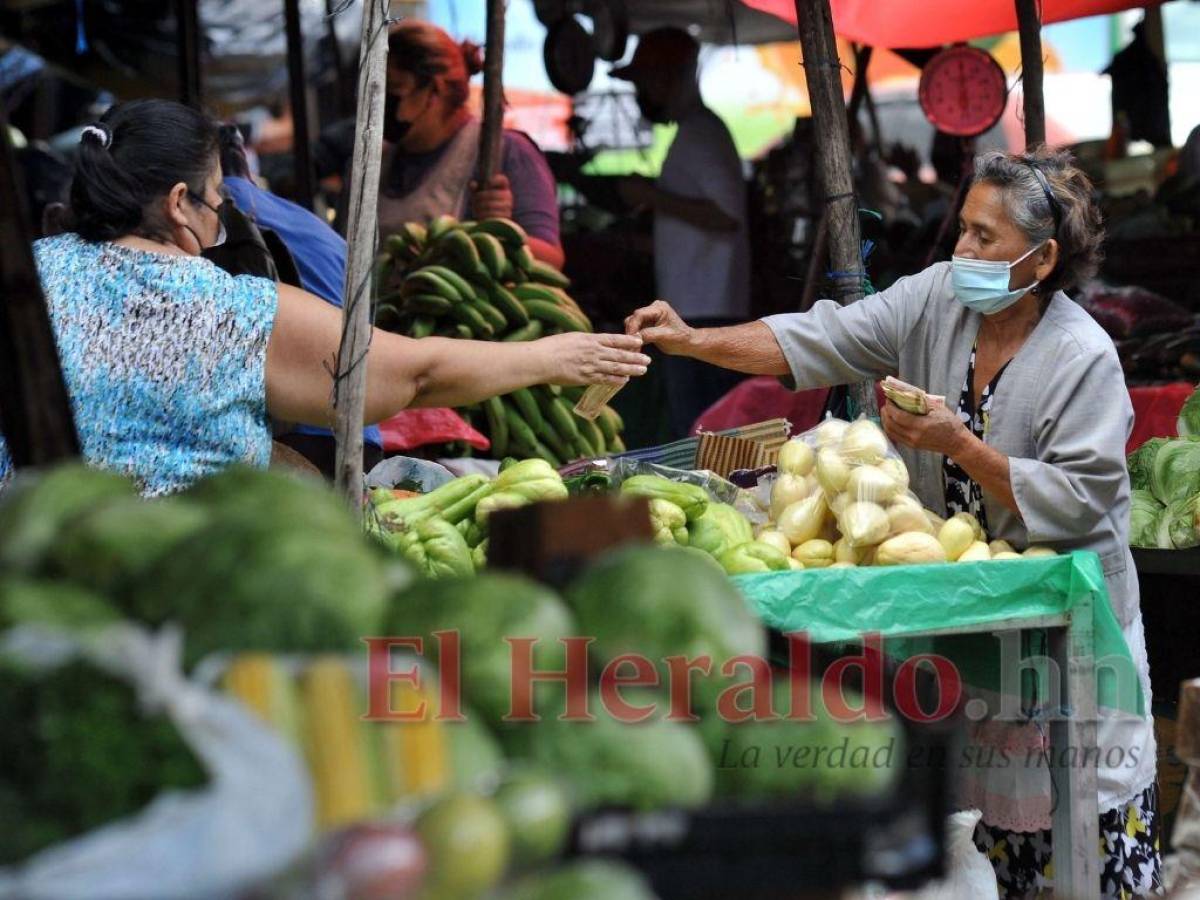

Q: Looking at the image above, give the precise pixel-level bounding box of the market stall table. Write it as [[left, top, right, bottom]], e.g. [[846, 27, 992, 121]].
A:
[[736, 551, 1144, 898]]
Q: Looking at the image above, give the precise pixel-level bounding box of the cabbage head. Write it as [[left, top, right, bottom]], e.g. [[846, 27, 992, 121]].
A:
[[1129, 489, 1164, 548], [1127, 438, 1167, 493], [1179, 384, 1200, 438], [1159, 495, 1200, 549], [1149, 439, 1200, 506]]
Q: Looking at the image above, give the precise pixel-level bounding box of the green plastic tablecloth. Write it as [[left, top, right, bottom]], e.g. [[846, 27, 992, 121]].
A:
[[734, 551, 1142, 715]]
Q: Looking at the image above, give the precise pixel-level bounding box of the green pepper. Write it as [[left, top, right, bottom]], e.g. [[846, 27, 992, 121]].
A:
[[717, 541, 790, 575], [385, 517, 475, 579], [619, 475, 709, 522], [687, 503, 754, 558]]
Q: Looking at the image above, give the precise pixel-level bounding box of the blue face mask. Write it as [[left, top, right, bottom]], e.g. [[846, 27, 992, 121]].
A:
[[951, 243, 1044, 315]]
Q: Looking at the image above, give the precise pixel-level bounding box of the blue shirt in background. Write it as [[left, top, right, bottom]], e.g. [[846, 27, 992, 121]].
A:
[[224, 175, 382, 448]]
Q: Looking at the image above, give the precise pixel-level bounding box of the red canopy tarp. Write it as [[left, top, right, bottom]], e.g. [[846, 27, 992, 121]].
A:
[[741, 0, 1162, 48]]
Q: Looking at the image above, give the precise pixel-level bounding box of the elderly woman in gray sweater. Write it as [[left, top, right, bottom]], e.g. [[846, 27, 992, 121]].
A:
[[627, 147, 1158, 898]]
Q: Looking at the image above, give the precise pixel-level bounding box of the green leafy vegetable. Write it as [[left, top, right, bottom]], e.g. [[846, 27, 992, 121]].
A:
[[1160, 495, 1200, 549], [0, 658, 206, 864], [1127, 438, 1167, 493], [1129, 489, 1165, 548], [385, 574, 575, 725], [1149, 439, 1200, 506], [1179, 383, 1200, 438], [516, 691, 713, 811]]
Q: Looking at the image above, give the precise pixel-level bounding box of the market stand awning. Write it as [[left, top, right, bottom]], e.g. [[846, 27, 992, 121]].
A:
[[740, 0, 1165, 47]]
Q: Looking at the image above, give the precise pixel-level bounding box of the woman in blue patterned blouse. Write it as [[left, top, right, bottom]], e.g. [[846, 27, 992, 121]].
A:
[[0, 100, 647, 496]]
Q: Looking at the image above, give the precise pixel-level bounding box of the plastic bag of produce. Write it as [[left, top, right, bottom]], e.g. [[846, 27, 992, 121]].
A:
[[765, 416, 961, 563], [0, 623, 312, 900]]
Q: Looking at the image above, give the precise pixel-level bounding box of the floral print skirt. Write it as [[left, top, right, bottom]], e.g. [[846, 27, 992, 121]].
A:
[[972, 782, 1163, 898]]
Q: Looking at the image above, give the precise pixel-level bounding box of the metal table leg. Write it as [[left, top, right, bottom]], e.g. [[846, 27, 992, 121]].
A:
[[1048, 590, 1099, 899]]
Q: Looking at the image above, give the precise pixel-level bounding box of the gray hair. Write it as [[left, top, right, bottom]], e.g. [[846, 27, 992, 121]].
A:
[[973, 151, 1057, 245], [971, 146, 1103, 295]]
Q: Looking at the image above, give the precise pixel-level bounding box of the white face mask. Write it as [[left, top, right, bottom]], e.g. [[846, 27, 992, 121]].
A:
[[950, 243, 1044, 315]]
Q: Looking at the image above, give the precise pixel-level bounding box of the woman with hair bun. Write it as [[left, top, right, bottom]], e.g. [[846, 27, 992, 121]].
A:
[[626, 146, 1160, 898], [0, 99, 648, 496], [377, 20, 564, 268]]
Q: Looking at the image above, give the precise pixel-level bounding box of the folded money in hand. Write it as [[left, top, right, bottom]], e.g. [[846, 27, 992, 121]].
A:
[[882, 376, 945, 416]]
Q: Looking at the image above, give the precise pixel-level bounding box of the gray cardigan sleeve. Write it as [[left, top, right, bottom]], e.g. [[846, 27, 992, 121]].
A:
[[760, 266, 935, 391], [1009, 344, 1133, 542]]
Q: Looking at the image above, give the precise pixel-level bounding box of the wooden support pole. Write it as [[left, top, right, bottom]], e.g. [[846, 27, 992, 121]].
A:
[[477, 0, 507, 182], [284, 0, 317, 210], [332, 0, 390, 505], [174, 0, 203, 108], [324, 0, 355, 118], [1015, 0, 1047, 148], [846, 43, 873, 146], [794, 0, 878, 418], [0, 107, 79, 466]]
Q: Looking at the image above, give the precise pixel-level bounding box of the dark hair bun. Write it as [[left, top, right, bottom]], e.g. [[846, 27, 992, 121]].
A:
[[68, 99, 220, 243], [461, 40, 484, 77]]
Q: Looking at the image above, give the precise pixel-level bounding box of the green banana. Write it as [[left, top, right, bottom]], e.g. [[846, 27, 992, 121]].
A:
[[601, 405, 624, 432], [509, 389, 547, 436], [471, 232, 507, 279], [384, 234, 412, 260], [411, 316, 436, 339], [484, 395, 509, 458], [593, 404, 616, 445], [529, 438, 563, 467], [561, 385, 586, 402], [486, 283, 530, 328], [472, 217, 527, 248], [503, 403, 540, 455], [511, 283, 564, 307], [404, 293, 454, 316], [403, 269, 462, 302], [513, 244, 535, 273], [449, 301, 494, 338], [435, 228, 485, 276], [400, 221, 428, 248], [500, 320, 544, 342], [427, 214, 458, 242], [572, 428, 597, 460], [469, 293, 508, 332], [453, 324, 474, 340], [609, 435, 626, 454], [579, 416, 605, 458], [539, 393, 581, 443], [521, 299, 587, 332], [529, 260, 571, 289], [420, 265, 476, 304], [537, 422, 574, 464]]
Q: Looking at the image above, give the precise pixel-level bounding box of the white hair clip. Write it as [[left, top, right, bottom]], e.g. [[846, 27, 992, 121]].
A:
[[80, 124, 112, 149]]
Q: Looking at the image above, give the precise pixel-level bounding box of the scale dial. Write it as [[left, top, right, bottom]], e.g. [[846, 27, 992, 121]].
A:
[[918, 45, 1008, 137]]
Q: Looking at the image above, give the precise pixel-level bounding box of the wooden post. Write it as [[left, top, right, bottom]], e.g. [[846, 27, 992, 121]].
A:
[[1015, 0, 1047, 148], [324, 0, 355, 118], [794, 0, 878, 419], [477, 0, 507, 182], [332, 0, 390, 505], [0, 107, 79, 466], [284, 0, 316, 210], [174, 0, 203, 108]]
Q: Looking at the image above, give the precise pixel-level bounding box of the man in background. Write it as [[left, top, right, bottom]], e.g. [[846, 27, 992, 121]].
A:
[[613, 28, 751, 437]]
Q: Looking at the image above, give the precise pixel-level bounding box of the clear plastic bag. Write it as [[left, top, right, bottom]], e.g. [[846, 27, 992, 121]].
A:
[[763, 415, 992, 568], [0, 624, 313, 900]]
